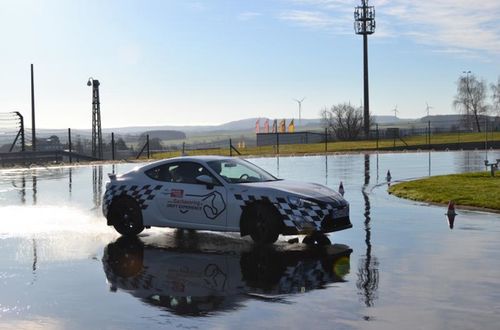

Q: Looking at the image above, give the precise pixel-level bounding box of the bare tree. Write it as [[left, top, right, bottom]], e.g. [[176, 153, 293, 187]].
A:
[[453, 73, 488, 132], [491, 76, 500, 116], [321, 103, 366, 140]]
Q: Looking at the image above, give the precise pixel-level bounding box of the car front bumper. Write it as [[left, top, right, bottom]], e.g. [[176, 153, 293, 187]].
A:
[[280, 204, 352, 235]]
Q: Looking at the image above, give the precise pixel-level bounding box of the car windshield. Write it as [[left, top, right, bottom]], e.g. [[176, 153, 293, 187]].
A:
[[207, 159, 279, 183]]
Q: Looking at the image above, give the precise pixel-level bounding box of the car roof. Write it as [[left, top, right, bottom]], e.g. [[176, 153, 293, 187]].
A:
[[139, 155, 237, 172]]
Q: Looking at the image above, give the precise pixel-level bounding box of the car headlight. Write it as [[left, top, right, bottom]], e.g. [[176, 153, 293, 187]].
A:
[[287, 196, 317, 208]]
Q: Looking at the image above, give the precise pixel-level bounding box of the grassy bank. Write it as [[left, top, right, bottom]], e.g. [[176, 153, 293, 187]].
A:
[[388, 172, 500, 211], [152, 131, 500, 160]]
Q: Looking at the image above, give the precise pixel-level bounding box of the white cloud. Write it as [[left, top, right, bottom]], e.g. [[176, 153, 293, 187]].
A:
[[238, 12, 262, 21], [378, 0, 500, 55], [278, 9, 352, 34], [280, 0, 500, 57], [279, 10, 335, 28], [186, 1, 206, 12]]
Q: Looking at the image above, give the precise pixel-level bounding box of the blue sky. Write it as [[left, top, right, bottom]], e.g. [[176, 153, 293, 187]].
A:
[[0, 0, 498, 129]]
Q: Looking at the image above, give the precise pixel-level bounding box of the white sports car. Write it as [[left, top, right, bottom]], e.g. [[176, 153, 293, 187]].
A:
[[103, 156, 351, 244]]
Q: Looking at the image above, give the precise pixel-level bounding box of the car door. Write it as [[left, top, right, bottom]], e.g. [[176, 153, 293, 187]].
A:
[[153, 161, 227, 229]]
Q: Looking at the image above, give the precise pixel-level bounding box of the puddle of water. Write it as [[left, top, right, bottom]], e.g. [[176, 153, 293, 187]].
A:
[[0, 150, 499, 329], [0, 205, 108, 239]]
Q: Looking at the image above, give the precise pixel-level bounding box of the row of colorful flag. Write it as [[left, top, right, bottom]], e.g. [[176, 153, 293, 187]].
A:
[[255, 118, 295, 134]]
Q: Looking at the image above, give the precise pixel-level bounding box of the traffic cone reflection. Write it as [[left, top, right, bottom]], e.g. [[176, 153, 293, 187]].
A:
[[339, 181, 345, 196], [446, 200, 456, 216], [447, 213, 456, 229], [446, 201, 457, 230]]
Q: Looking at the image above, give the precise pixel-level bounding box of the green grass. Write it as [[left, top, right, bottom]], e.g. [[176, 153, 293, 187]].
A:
[[389, 172, 500, 210], [150, 131, 500, 160]]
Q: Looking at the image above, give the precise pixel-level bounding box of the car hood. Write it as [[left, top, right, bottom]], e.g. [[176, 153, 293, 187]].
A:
[[239, 180, 346, 204]]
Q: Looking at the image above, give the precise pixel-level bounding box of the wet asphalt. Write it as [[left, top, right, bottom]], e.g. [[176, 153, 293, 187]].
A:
[[1, 150, 499, 329]]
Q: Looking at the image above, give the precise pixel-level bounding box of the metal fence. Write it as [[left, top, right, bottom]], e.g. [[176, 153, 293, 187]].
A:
[[1, 114, 499, 166]]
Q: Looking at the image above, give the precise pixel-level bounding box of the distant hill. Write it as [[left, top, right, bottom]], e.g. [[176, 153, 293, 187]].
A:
[[373, 115, 412, 124], [139, 130, 186, 141]]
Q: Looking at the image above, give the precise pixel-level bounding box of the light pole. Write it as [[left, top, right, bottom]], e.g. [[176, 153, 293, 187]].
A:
[[87, 78, 103, 160], [293, 97, 305, 127], [355, 0, 375, 137]]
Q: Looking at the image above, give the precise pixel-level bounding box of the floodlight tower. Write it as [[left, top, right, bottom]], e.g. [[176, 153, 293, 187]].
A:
[[87, 78, 103, 160], [355, 0, 375, 137]]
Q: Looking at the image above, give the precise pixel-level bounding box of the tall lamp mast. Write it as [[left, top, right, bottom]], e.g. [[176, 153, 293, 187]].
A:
[[355, 0, 376, 137]]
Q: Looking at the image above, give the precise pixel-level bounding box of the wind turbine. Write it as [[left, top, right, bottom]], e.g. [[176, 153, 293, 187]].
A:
[[425, 102, 433, 117], [393, 105, 399, 118], [293, 97, 306, 126]]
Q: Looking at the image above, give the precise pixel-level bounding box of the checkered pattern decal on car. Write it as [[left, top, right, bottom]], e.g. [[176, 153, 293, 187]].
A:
[[234, 193, 335, 230], [104, 257, 329, 296], [276, 261, 330, 294], [103, 184, 163, 215]]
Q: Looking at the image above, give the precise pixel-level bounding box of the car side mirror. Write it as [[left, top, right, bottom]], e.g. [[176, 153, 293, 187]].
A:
[[196, 175, 215, 189]]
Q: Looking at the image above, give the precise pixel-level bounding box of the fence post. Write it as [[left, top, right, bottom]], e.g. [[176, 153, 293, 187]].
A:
[[229, 139, 232, 156], [376, 124, 379, 151], [68, 128, 72, 164], [428, 121, 431, 149], [276, 132, 280, 156], [111, 132, 115, 160], [146, 134, 150, 159], [324, 128, 328, 153]]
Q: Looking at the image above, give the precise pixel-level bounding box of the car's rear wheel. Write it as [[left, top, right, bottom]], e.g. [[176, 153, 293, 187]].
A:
[[302, 232, 331, 246], [249, 203, 281, 244], [109, 196, 144, 236]]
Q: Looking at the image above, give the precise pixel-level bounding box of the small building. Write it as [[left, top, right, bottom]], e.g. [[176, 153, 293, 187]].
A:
[[37, 135, 64, 152], [256, 132, 325, 146]]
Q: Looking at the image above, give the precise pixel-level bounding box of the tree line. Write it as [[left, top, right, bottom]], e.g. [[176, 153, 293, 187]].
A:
[[321, 74, 500, 140], [454, 74, 499, 132]]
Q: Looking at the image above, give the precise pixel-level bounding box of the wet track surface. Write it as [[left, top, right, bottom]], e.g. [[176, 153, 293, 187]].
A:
[[1, 150, 500, 329]]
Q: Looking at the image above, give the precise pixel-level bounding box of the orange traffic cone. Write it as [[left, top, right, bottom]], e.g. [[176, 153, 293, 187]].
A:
[[446, 200, 457, 216], [386, 170, 392, 182]]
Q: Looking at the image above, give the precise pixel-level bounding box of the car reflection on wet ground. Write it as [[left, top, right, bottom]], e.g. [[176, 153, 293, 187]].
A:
[[103, 233, 351, 317], [1, 150, 500, 329]]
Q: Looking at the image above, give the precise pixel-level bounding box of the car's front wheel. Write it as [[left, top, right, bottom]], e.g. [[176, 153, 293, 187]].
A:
[[249, 203, 281, 244], [109, 196, 144, 236]]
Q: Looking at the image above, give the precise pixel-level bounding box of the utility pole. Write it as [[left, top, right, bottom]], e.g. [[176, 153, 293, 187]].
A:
[[31, 64, 36, 151], [355, 0, 375, 137], [87, 78, 103, 159]]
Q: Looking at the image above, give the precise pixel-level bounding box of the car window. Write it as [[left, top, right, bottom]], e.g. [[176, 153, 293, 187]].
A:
[[145, 164, 173, 182], [145, 162, 220, 185], [207, 159, 278, 183]]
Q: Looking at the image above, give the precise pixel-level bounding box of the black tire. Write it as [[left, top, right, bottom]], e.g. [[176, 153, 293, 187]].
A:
[[109, 196, 144, 236], [105, 236, 144, 278], [302, 232, 331, 246], [302, 235, 315, 245], [316, 234, 331, 246], [249, 203, 281, 244]]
